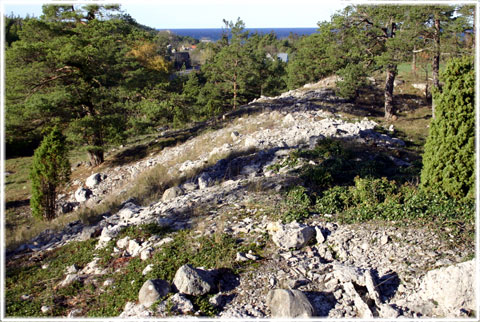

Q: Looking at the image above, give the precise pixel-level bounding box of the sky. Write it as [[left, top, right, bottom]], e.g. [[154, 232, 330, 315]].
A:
[[2, 0, 348, 29]]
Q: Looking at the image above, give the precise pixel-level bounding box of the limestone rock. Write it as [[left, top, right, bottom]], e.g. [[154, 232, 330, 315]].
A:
[[127, 240, 142, 257], [343, 281, 373, 318], [266, 289, 314, 318], [416, 259, 475, 317], [315, 226, 325, 244], [162, 186, 184, 202], [138, 279, 170, 307], [116, 236, 131, 249], [198, 173, 212, 190], [169, 293, 194, 314], [173, 264, 215, 296], [85, 173, 105, 188], [41, 306, 51, 314], [120, 302, 152, 318], [75, 187, 92, 202], [244, 137, 258, 149], [59, 274, 81, 288], [117, 202, 141, 221], [268, 221, 315, 250]]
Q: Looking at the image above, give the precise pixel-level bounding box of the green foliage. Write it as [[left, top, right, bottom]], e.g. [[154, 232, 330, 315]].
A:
[[316, 178, 474, 244], [352, 176, 398, 206], [286, 24, 343, 89], [6, 239, 96, 317], [282, 186, 311, 223], [30, 127, 70, 221], [189, 295, 218, 316], [147, 231, 240, 282], [336, 63, 369, 101], [315, 185, 353, 214], [420, 56, 475, 200], [5, 6, 169, 163]]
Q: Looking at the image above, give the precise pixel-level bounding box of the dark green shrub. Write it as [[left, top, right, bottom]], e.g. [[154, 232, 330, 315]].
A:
[[336, 63, 368, 101], [421, 56, 475, 200], [352, 176, 398, 206], [315, 185, 353, 214], [30, 127, 70, 221], [282, 186, 311, 223]]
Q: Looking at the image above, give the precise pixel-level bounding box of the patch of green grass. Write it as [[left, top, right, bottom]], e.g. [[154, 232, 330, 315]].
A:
[[6, 225, 266, 318], [5, 239, 97, 317], [88, 257, 146, 317]]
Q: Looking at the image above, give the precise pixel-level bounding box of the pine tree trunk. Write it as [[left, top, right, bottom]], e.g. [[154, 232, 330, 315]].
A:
[[432, 18, 441, 90], [233, 76, 237, 110], [431, 18, 441, 119], [412, 46, 417, 77], [88, 149, 104, 166], [384, 67, 397, 120]]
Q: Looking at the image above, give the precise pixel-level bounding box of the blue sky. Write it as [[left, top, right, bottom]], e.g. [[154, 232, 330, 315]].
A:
[[2, 0, 347, 28]]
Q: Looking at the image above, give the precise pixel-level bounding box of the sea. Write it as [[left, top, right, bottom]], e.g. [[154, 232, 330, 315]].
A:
[[158, 28, 318, 41]]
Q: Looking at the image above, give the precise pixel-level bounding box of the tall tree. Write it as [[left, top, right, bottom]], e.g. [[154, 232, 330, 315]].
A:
[[420, 56, 474, 200], [332, 5, 413, 119], [286, 21, 342, 90], [6, 5, 169, 165], [30, 127, 70, 221]]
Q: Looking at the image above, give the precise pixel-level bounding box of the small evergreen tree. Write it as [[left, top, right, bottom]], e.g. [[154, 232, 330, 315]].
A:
[[30, 127, 71, 220], [420, 56, 475, 199]]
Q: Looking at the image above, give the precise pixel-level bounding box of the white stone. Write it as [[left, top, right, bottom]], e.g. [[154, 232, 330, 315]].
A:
[[416, 259, 475, 317], [169, 293, 194, 314], [74, 187, 92, 202], [138, 279, 170, 307], [162, 186, 184, 202], [59, 274, 81, 288], [173, 264, 214, 296], [85, 173, 103, 188], [142, 264, 154, 276], [41, 306, 51, 313], [140, 248, 153, 261], [127, 240, 142, 257], [269, 221, 315, 250], [266, 289, 314, 318], [65, 264, 79, 274], [315, 226, 325, 244], [116, 236, 131, 249]]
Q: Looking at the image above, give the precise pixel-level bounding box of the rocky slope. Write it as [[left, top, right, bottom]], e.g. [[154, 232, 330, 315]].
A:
[[8, 78, 476, 318]]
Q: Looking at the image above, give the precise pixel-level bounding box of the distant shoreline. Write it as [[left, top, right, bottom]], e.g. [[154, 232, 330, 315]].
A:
[[158, 27, 318, 41]]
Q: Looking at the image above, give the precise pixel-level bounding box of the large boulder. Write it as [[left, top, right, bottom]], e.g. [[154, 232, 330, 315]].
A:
[[138, 279, 170, 307], [266, 289, 314, 318], [198, 172, 213, 189], [162, 186, 184, 202], [75, 187, 92, 202], [85, 173, 105, 188], [267, 221, 315, 250], [172, 264, 215, 296], [416, 259, 475, 317]]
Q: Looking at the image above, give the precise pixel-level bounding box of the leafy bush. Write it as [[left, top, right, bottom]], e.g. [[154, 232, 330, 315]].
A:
[[30, 127, 70, 221], [421, 56, 475, 200], [314, 177, 475, 244], [282, 186, 312, 223], [336, 63, 369, 101], [352, 176, 398, 206], [315, 185, 353, 214]]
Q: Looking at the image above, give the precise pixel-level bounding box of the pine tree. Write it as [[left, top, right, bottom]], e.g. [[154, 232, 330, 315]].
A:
[[420, 56, 475, 200], [30, 127, 71, 221]]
